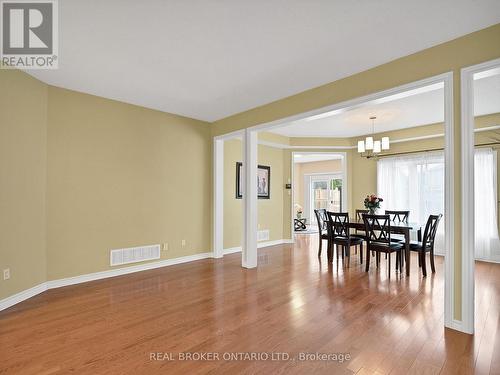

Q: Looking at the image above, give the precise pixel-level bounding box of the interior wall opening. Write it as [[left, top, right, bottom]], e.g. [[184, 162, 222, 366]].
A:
[[240, 73, 457, 331]]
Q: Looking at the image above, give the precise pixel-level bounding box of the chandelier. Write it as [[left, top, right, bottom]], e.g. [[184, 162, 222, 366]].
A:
[[357, 116, 390, 158]]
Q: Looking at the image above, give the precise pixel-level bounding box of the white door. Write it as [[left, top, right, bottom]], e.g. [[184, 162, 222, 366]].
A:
[[308, 174, 343, 222]]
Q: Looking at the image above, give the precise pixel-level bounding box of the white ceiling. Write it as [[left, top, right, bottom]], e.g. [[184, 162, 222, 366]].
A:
[[270, 73, 500, 138], [26, 1, 500, 122], [475, 68, 500, 115], [293, 154, 343, 163]]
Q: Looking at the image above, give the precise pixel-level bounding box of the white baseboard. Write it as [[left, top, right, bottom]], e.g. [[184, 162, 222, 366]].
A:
[[0, 240, 296, 312], [223, 238, 294, 255], [47, 252, 214, 289], [259, 239, 293, 247], [474, 257, 500, 264], [223, 247, 242, 255], [445, 318, 473, 334], [0, 251, 213, 312], [0, 283, 47, 312]]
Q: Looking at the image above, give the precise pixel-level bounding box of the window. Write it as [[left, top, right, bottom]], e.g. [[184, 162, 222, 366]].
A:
[[474, 148, 500, 261], [377, 152, 445, 252], [377, 149, 499, 260]]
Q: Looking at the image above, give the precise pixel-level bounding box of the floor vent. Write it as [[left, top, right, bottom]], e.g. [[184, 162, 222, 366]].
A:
[[110, 244, 161, 266], [258, 229, 270, 242]]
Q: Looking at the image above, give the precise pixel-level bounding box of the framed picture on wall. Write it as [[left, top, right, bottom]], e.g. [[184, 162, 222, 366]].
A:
[[236, 162, 271, 199]]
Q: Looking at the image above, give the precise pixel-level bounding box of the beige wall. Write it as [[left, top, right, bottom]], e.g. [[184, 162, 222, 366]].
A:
[[46, 87, 211, 280], [223, 139, 284, 249], [1, 72, 212, 297], [0, 70, 47, 300], [282, 150, 292, 240]]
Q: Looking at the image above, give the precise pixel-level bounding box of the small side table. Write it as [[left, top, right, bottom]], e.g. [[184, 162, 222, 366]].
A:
[[294, 218, 307, 231]]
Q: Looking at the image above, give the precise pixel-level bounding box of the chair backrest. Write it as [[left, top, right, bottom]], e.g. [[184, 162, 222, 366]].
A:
[[314, 209, 328, 233], [355, 209, 369, 221], [327, 212, 350, 239], [422, 214, 443, 248], [363, 214, 392, 243], [385, 210, 410, 222]]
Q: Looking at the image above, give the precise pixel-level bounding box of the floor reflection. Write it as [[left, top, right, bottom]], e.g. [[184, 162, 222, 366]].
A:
[[1, 233, 498, 374]]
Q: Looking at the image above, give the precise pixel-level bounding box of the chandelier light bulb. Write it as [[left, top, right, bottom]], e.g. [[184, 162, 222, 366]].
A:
[[365, 136, 374, 150], [382, 136, 390, 150], [358, 140, 366, 153]]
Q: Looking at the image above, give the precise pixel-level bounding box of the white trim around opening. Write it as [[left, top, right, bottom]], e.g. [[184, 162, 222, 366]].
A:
[[460, 57, 500, 335], [291, 152, 347, 238], [213, 72, 460, 333], [213, 130, 244, 261]]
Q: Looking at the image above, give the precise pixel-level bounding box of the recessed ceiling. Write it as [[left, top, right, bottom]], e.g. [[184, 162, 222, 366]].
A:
[[25, 1, 500, 122], [271, 84, 445, 137], [270, 73, 500, 138]]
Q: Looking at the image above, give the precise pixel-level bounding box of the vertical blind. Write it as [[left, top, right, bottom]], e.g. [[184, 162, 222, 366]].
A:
[[377, 149, 500, 261]]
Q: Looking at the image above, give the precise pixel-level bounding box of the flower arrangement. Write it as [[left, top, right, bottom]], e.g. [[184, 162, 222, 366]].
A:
[[294, 203, 303, 218], [364, 194, 383, 214]]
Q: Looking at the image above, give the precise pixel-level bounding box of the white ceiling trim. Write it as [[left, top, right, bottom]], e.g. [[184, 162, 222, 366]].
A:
[[257, 140, 354, 150], [258, 124, 500, 149], [475, 124, 500, 132], [390, 133, 444, 144]]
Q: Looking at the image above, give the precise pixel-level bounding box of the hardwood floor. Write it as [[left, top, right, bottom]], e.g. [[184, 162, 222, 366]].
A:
[[1, 235, 499, 374]]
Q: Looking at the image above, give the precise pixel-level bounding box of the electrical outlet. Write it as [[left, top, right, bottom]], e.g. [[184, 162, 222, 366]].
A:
[[3, 268, 10, 280], [162, 243, 169, 251], [181, 240, 186, 247]]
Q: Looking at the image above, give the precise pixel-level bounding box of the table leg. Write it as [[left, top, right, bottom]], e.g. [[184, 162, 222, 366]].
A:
[[405, 228, 410, 276]]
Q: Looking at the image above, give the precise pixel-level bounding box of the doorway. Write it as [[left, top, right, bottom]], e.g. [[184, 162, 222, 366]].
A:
[[292, 152, 346, 232], [213, 72, 458, 332]]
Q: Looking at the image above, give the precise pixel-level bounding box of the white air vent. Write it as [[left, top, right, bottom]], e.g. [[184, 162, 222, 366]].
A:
[[258, 229, 270, 242], [110, 244, 160, 266]]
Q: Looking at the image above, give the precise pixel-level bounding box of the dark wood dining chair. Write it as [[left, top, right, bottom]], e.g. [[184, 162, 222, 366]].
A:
[[327, 212, 363, 265], [385, 210, 410, 222], [352, 209, 369, 240], [363, 214, 404, 274], [410, 214, 442, 277], [385, 210, 410, 243], [314, 209, 330, 257]]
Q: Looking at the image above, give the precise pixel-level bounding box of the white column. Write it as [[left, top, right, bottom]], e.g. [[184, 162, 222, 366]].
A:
[[242, 129, 258, 268], [460, 66, 478, 334], [213, 138, 224, 258]]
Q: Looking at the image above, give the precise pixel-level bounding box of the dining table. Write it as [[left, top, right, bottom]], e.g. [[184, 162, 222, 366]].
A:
[[330, 218, 422, 276]]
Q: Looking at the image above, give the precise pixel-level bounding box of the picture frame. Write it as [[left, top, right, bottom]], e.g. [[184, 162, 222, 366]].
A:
[[236, 162, 271, 199]]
